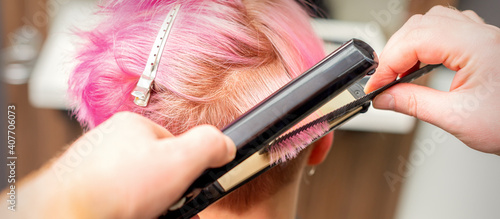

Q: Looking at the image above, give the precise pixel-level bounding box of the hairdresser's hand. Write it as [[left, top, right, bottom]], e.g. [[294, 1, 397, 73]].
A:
[[3, 112, 235, 219], [365, 6, 500, 154]]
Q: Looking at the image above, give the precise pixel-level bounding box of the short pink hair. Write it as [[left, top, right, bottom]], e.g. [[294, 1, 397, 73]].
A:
[[69, 0, 325, 212], [69, 0, 324, 133]]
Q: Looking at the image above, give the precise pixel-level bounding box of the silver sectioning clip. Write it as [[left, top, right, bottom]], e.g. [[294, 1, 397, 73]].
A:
[[131, 4, 181, 107]]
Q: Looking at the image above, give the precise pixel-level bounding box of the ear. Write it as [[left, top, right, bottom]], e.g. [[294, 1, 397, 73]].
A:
[[307, 132, 333, 165]]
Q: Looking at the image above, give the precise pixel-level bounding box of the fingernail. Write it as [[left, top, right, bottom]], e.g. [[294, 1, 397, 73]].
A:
[[373, 93, 395, 110], [224, 136, 236, 160]]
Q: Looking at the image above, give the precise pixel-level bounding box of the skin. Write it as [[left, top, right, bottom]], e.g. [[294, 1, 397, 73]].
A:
[[365, 6, 500, 155], [1, 112, 236, 219], [11, 6, 500, 218], [0, 111, 333, 219]]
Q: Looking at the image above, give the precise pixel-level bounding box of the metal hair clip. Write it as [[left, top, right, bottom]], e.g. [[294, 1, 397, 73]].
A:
[[131, 4, 181, 107]]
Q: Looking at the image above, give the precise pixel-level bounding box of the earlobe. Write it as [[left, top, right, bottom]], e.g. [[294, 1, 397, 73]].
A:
[[307, 132, 334, 165]]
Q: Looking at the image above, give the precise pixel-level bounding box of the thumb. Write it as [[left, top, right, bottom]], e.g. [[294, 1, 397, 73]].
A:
[[167, 125, 236, 175], [372, 83, 454, 129]]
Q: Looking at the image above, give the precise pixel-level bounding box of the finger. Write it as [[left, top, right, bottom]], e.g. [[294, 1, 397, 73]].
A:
[[365, 14, 469, 93], [461, 10, 485, 24], [154, 125, 235, 207], [427, 6, 485, 24], [425, 5, 459, 17], [138, 119, 174, 139], [149, 125, 235, 213], [144, 121, 174, 139], [372, 83, 455, 129], [364, 14, 424, 93], [110, 111, 174, 139], [424, 5, 471, 22], [161, 125, 236, 177], [367, 62, 420, 94], [364, 64, 402, 93]]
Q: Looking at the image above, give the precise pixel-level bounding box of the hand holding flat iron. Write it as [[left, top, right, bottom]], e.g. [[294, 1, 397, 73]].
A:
[[1, 112, 235, 219], [365, 6, 500, 155]]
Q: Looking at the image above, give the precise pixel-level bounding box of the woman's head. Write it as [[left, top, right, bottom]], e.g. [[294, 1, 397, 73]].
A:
[[69, 0, 325, 213]]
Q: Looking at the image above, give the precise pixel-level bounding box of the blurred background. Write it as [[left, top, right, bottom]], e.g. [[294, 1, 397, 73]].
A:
[[1, 0, 499, 218]]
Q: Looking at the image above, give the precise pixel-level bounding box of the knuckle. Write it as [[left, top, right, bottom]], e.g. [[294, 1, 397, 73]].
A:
[[406, 93, 419, 118], [406, 14, 424, 28], [109, 111, 152, 131], [493, 27, 500, 44], [462, 10, 485, 23], [113, 111, 132, 117], [194, 124, 220, 135], [111, 111, 138, 122], [428, 5, 449, 14], [462, 9, 476, 15], [192, 125, 225, 148]]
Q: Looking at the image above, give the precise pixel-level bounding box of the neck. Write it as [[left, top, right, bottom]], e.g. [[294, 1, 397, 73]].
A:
[[198, 177, 302, 219]]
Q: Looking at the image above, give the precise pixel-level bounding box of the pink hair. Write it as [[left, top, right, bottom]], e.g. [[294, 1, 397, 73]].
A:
[[69, 0, 324, 134], [69, 0, 325, 212]]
